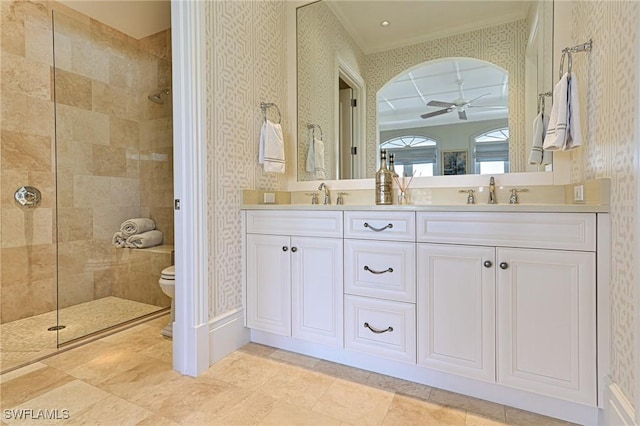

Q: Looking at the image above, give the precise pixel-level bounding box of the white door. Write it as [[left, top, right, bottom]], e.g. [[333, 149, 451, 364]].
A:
[[417, 243, 496, 382], [496, 247, 596, 405], [291, 237, 344, 346], [246, 234, 291, 336]]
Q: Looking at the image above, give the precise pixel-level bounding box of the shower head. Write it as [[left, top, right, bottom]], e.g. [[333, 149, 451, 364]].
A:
[[148, 88, 171, 104]]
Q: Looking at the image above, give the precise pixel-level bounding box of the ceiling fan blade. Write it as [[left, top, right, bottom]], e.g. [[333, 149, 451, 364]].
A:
[[458, 109, 468, 120], [467, 93, 491, 104], [468, 105, 508, 109], [427, 100, 455, 108], [420, 108, 453, 119]]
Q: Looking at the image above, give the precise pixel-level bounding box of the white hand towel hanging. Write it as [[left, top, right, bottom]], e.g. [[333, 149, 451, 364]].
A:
[[259, 120, 285, 174], [543, 72, 582, 151], [306, 136, 325, 179], [528, 112, 552, 165]]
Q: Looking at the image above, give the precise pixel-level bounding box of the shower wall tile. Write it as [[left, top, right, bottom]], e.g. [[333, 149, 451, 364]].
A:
[[25, 20, 53, 65], [58, 271, 94, 309], [138, 30, 171, 62], [0, 208, 53, 248], [54, 68, 92, 109], [92, 145, 127, 177], [1, 130, 52, 173], [110, 117, 140, 148], [0, 277, 56, 322], [0, 2, 26, 57], [0, 244, 56, 287], [57, 208, 93, 242], [0, 52, 50, 101], [71, 39, 109, 83], [73, 175, 111, 210], [92, 205, 139, 242], [1, 90, 54, 138]]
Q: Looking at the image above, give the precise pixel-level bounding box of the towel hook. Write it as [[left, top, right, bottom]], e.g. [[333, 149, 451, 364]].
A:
[[307, 123, 323, 141], [260, 102, 282, 124]]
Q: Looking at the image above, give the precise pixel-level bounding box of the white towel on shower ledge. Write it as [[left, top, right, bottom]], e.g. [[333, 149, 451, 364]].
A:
[[259, 120, 285, 174], [120, 218, 156, 236], [112, 231, 127, 248], [125, 230, 163, 249], [543, 72, 583, 151]]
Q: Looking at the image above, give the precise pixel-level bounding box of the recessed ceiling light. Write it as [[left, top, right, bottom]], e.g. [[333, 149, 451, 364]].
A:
[[381, 20, 390, 27]]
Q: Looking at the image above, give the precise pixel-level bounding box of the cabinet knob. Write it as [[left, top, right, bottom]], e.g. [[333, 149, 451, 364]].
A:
[[483, 260, 493, 268], [291, 247, 297, 253], [282, 246, 288, 252], [499, 262, 509, 270]]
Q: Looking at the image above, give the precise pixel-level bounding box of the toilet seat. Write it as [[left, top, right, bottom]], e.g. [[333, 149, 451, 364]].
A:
[[161, 265, 175, 281]]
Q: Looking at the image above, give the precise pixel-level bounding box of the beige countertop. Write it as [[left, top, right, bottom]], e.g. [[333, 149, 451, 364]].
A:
[[241, 203, 609, 213]]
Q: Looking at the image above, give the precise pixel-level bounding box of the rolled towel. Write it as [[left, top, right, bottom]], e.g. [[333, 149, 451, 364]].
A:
[[120, 218, 156, 236], [112, 231, 127, 248], [125, 230, 163, 249]]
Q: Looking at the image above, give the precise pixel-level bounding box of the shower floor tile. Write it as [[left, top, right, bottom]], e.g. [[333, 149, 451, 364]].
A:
[[0, 297, 165, 373]]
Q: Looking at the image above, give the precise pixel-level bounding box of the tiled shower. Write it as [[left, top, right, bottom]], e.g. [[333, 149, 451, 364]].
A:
[[0, 1, 174, 372]]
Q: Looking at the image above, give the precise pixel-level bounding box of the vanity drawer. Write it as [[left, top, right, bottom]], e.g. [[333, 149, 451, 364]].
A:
[[416, 212, 596, 251], [345, 295, 416, 363], [344, 211, 415, 241], [345, 240, 416, 302], [246, 210, 343, 238]]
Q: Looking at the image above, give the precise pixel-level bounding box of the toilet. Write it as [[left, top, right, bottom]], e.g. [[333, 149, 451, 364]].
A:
[[158, 265, 175, 338]]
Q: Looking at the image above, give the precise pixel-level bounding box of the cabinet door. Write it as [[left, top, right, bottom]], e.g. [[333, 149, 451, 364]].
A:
[[291, 236, 344, 346], [417, 243, 496, 382], [246, 234, 291, 336], [496, 248, 596, 406]]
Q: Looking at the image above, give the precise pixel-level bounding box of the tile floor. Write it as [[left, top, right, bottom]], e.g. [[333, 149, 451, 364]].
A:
[[0, 315, 575, 425], [0, 297, 166, 373]]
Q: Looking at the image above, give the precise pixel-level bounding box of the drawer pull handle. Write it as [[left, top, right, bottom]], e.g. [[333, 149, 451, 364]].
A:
[[364, 265, 393, 274], [364, 222, 393, 232], [364, 322, 393, 334]]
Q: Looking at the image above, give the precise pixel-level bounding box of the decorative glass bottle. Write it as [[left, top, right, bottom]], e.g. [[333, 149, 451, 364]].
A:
[[375, 150, 393, 205], [388, 153, 399, 178]]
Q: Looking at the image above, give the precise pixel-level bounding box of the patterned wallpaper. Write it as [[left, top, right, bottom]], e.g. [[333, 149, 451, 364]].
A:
[[296, 1, 366, 181], [364, 20, 527, 177], [205, 1, 287, 318], [569, 0, 639, 406]]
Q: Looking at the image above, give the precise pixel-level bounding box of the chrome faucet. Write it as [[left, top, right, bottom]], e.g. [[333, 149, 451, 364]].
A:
[[488, 176, 497, 204], [318, 182, 330, 205]]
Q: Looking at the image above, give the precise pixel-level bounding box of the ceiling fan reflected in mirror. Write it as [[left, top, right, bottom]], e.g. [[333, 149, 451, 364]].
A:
[[420, 79, 506, 121]]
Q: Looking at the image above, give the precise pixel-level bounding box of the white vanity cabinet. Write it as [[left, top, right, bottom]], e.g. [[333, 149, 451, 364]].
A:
[[416, 212, 598, 405], [245, 210, 344, 347], [417, 243, 496, 382], [343, 211, 417, 363]]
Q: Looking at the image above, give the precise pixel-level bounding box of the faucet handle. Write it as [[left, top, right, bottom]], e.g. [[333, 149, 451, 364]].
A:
[[458, 189, 476, 204], [305, 192, 319, 205], [336, 192, 349, 205], [509, 188, 529, 204]]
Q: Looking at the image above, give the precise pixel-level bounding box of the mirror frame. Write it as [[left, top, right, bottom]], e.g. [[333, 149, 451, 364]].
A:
[[286, 0, 569, 191]]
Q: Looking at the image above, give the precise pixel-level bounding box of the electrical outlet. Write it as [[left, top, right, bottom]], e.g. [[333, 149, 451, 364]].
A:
[[263, 192, 276, 204], [573, 185, 584, 202]]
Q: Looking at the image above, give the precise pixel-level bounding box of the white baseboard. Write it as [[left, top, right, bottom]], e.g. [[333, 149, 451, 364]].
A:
[[208, 308, 250, 364], [604, 380, 637, 426]]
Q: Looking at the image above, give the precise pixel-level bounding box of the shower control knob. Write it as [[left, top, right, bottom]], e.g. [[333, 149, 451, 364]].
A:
[[14, 186, 42, 208]]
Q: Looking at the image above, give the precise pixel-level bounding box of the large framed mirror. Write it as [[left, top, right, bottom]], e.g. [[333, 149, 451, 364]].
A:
[[296, 0, 554, 181]]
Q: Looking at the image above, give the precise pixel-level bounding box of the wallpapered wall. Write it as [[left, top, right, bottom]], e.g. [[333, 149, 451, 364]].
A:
[[364, 20, 527, 178], [569, 0, 639, 408], [296, 1, 365, 181], [205, 1, 287, 318]]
